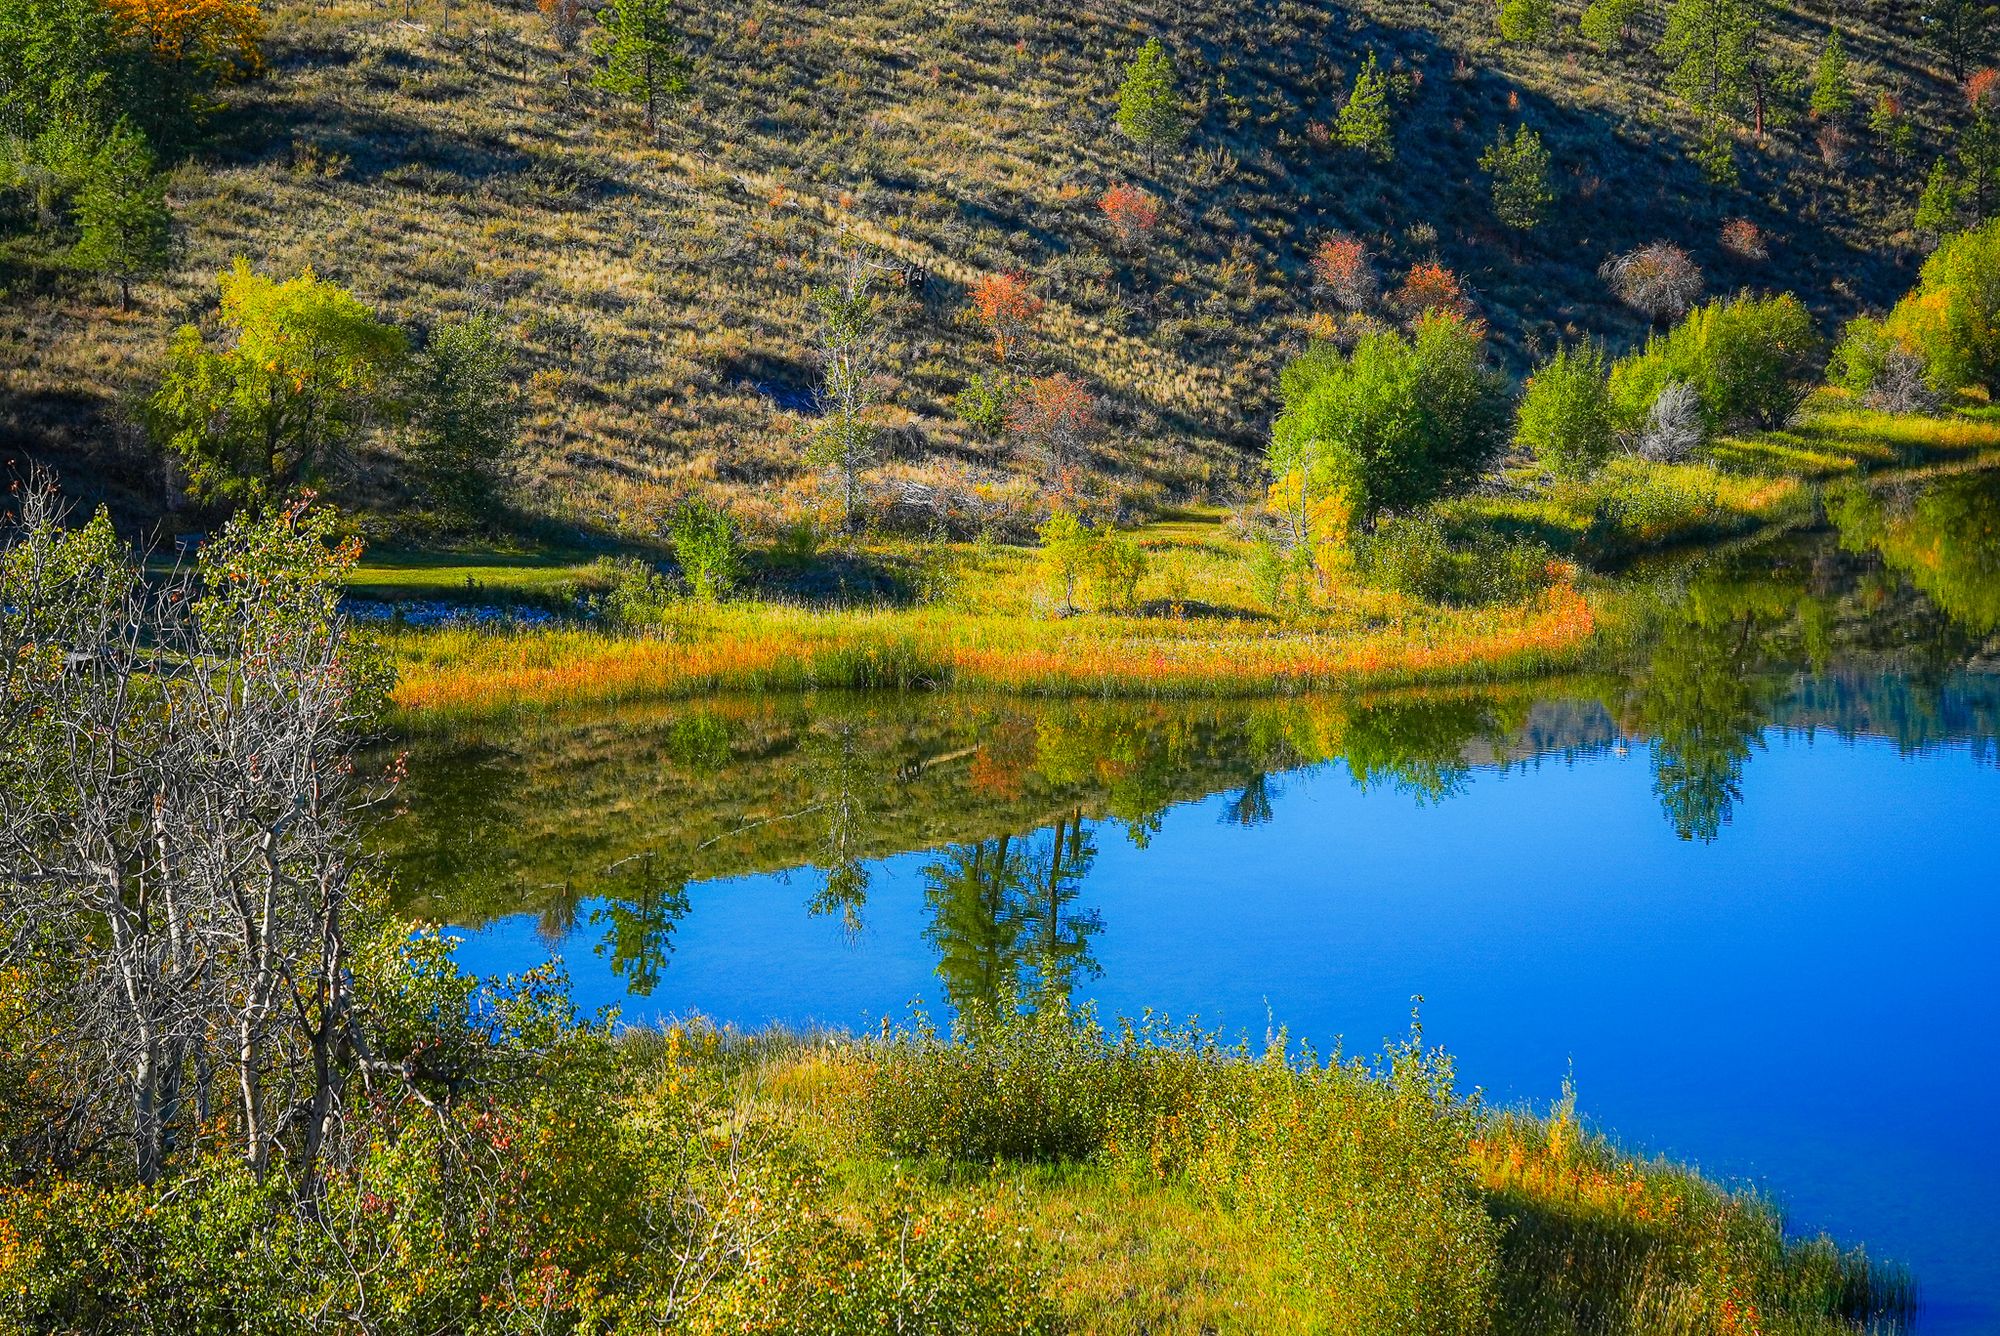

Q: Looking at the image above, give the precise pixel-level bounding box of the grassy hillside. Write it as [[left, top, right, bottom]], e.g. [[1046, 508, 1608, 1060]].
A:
[[0, 0, 1976, 536]]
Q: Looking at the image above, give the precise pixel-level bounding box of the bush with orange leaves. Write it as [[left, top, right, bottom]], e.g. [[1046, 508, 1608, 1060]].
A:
[[1392, 262, 1473, 320], [105, 0, 263, 76], [1719, 218, 1767, 262], [969, 271, 1043, 362], [1005, 373, 1098, 482], [1098, 184, 1161, 249], [1311, 234, 1378, 312]]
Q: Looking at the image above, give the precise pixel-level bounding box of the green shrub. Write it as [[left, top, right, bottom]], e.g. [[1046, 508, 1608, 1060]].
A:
[[1608, 292, 1822, 434], [1272, 313, 1506, 523], [1037, 507, 1091, 613], [1871, 217, 2000, 396], [951, 371, 1014, 437], [589, 554, 675, 625], [1361, 516, 1553, 605], [1516, 341, 1615, 478], [667, 496, 743, 601], [1086, 527, 1147, 612]]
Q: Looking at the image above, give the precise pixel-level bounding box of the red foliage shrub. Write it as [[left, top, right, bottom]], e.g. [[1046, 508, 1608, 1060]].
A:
[[1099, 184, 1162, 248]]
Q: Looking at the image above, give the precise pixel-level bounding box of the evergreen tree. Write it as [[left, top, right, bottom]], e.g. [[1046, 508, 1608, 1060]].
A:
[[1920, 0, 1997, 82], [1115, 38, 1191, 170], [404, 315, 520, 525], [70, 120, 172, 310], [1480, 123, 1554, 232], [1579, 0, 1641, 48], [590, 0, 687, 139], [1497, 0, 1553, 43], [1661, 0, 1764, 180], [1915, 157, 1962, 240], [1335, 52, 1393, 163], [1810, 30, 1853, 121]]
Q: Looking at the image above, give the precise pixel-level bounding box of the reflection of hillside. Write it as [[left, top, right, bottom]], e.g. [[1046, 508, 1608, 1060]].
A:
[[381, 488, 2000, 922]]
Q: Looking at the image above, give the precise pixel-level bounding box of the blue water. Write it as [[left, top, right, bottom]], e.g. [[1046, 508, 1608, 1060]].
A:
[[446, 725, 2000, 1331]]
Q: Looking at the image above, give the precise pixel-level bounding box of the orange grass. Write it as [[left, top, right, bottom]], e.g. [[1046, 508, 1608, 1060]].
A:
[[386, 584, 1599, 716]]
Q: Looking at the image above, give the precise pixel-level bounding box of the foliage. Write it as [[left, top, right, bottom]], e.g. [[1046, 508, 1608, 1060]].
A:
[[806, 257, 886, 534], [1860, 216, 2000, 395], [1579, 0, 1640, 47], [1608, 291, 1821, 434], [1810, 29, 1853, 121], [589, 554, 676, 626], [968, 271, 1040, 363], [1085, 526, 1147, 613], [1272, 312, 1505, 522], [1005, 372, 1097, 485], [1496, 0, 1552, 45], [1920, 0, 1996, 82], [1393, 260, 1473, 319], [666, 495, 743, 600], [149, 261, 408, 507], [67, 118, 171, 308], [1480, 123, 1553, 232], [1660, 0, 1763, 145], [1915, 156, 1964, 239], [1310, 233, 1377, 311], [1335, 52, 1393, 162], [1097, 182, 1160, 249], [1361, 515, 1554, 605], [1114, 38, 1190, 167], [402, 314, 520, 525], [1517, 341, 1615, 478], [1036, 506, 1090, 612], [590, 0, 686, 135], [952, 370, 1015, 437]]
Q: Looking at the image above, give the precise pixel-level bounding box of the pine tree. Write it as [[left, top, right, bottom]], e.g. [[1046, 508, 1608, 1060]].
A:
[[1915, 158, 1962, 240], [591, 0, 688, 139], [1480, 124, 1554, 232], [1497, 0, 1553, 44], [1335, 53, 1394, 163], [1921, 0, 1998, 82], [71, 120, 172, 311], [1579, 0, 1641, 48], [1660, 0, 1763, 179], [1115, 39, 1191, 170], [1810, 30, 1853, 122]]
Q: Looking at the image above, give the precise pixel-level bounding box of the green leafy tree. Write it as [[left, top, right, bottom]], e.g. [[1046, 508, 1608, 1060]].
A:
[[149, 261, 407, 506], [1869, 218, 2000, 395], [1920, 0, 1997, 81], [1810, 30, 1853, 121], [1497, 0, 1553, 44], [1915, 156, 1963, 239], [403, 315, 520, 524], [1271, 313, 1505, 524], [70, 119, 172, 309], [590, 0, 686, 138], [1580, 0, 1641, 47], [1336, 52, 1394, 163], [1038, 506, 1092, 613], [1479, 124, 1554, 233], [1516, 342, 1615, 478], [1608, 291, 1821, 433], [1115, 38, 1191, 169]]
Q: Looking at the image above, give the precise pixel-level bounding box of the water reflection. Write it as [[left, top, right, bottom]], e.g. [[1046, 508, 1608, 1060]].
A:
[[376, 502, 2000, 996]]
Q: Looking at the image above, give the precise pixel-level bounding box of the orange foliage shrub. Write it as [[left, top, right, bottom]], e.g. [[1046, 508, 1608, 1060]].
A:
[[1098, 184, 1162, 248], [1004, 373, 1098, 479], [1968, 68, 1999, 112], [969, 271, 1043, 362], [106, 0, 263, 72], [1310, 234, 1378, 311], [1392, 262, 1473, 320], [1719, 218, 1767, 262]]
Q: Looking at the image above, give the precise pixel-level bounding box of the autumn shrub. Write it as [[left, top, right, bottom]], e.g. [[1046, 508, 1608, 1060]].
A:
[[1394, 261, 1474, 319], [1310, 233, 1378, 311], [1854, 217, 2000, 397], [1098, 183, 1161, 249], [1599, 243, 1703, 323]]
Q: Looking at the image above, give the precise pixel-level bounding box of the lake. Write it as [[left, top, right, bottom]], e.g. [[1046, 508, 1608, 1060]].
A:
[[379, 479, 2000, 1332]]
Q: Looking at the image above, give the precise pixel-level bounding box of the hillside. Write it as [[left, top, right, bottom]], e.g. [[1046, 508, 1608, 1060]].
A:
[[0, 0, 1979, 537]]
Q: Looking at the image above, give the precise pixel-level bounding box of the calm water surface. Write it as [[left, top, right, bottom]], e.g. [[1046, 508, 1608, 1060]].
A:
[[381, 485, 2000, 1331]]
